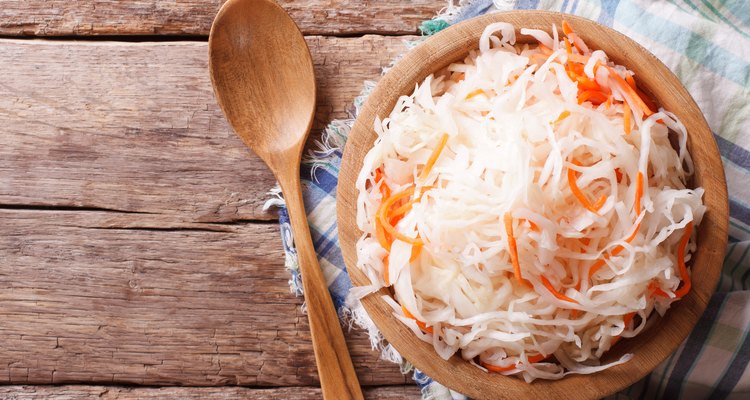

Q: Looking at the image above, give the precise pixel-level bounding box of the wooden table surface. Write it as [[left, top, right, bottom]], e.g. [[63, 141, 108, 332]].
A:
[[0, 1, 445, 398]]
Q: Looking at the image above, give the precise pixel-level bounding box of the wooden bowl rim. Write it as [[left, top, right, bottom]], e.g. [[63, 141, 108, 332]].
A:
[[337, 11, 729, 400]]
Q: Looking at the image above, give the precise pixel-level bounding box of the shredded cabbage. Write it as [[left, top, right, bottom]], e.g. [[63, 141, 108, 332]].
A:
[[354, 22, 705, 382]]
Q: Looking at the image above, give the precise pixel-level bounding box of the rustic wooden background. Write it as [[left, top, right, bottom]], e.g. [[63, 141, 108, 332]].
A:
[[0, 1, 446, 398]]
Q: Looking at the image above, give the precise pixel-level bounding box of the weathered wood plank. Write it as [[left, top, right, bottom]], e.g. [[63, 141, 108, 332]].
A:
[[0, 210, 409, 386], [0, 385, 421, 399], [0, 36, 413, 221], [0, 0, 444, 36]]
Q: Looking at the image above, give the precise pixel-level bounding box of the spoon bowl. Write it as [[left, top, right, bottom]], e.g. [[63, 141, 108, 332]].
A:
[[209, 0, 314, 162], [209, 1, 363, 398]]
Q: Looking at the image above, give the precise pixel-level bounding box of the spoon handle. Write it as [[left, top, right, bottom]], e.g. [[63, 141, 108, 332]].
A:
[[279, 173, 364, 400]]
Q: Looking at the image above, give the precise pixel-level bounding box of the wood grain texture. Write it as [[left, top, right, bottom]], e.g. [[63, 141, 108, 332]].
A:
[[208, 1, 362, 398], [0, 35, 415, 387], [0, 210, 408, 387], [0, 385, 421, 399], [337, 11, 729, 400], [0, 35, 412, 221], [0, 0, 445, 36]]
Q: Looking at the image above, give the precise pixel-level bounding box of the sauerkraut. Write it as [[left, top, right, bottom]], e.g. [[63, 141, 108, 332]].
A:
[[354, 21, 705, 382]]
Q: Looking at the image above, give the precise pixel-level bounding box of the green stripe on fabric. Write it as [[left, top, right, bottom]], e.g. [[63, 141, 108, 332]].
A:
[[707, 323, 745, 352], [682, 0, 720, 22], [716, 88, 750, 145], [714, 0, 750, 30], [699, 0, 750, 38], [618, 0, 750, 86]]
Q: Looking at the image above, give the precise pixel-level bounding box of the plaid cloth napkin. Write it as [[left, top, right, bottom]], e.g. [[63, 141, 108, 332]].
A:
[[266, 1, 750, 398]]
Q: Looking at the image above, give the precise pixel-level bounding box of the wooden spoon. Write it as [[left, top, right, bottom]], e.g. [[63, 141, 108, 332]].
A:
[[208, 1, 363, 398]]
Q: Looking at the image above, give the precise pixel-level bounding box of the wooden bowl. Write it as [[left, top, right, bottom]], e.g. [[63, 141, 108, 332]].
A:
[[337, 11, 728, 400]]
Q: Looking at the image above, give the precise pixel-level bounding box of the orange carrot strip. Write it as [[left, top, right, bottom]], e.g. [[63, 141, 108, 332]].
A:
[[578, 90, 609, 105], [377, 187, 423, 246], [375, 167, 391, 198], [574, 69, 604, 91], [482, 353, 547, 373], [623, 312, 636, 327], [568, 62, 585, 75], [635, 171, 644, 213], [624, 222, 641, 242], [568, 33, 585, 54], [418, 133, 450, 181], [615, 168, 623, 182], [384, 241, 422, 287], [409, 245, 422, 262], [607, 67, 653, 116], [375, 221, 391, 251], [416, 320, 432, 333], [450, 72, 465, 82], [576, 76, 601, 91], [589, 258, 606, 278], [592, 194, 607, 210], [566, 68, 578, 82], [610, 312, 637, 346], [649, 281, 669, 298], [538, 44, 553, 55], [567, 160, 603, 213], [402, 305, 433, 333], [556, 110, 571, 123], [482, 361, 515, 373], [504, 213, 526, 287], [391, 185, 434, 219], [386, 186, 434, 245], [625, 74, 636, 89], [588, 222, 641, 279], [623, 101, 632, 135], [563, 37, 572, 55], [623, 72, 657, 111], [381, 184, 391, 199], [504, 213, 520, 280], [529, 53, 548, 65], [636, 87, 657, 113], [674, 221, 694, 298], [391, 201, 415, 220], [564, 53, 590, 65], [389, 213, 404, 228], [562, 20, 573, 36], [466, 89, 485, 99], [541, 275, 580, 304], [380, 218, 422, 245], [527, 219, 540, 232], [591, 167, 644, 280]]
